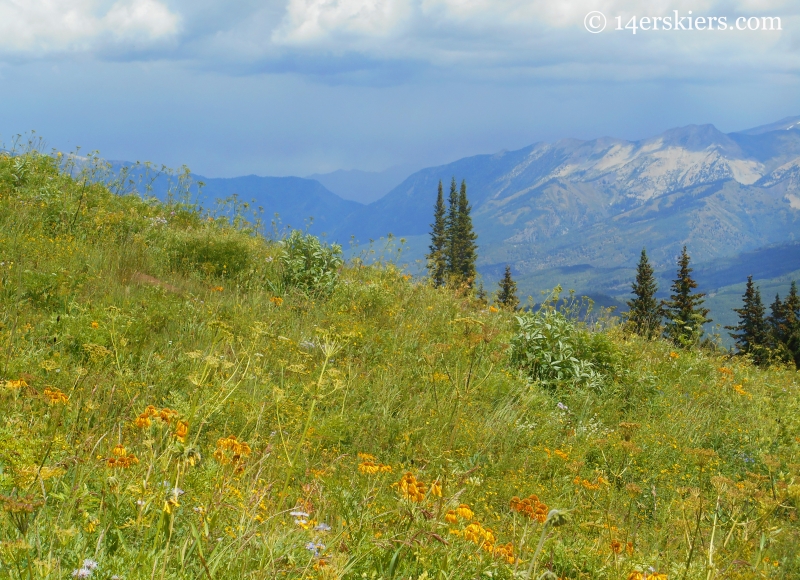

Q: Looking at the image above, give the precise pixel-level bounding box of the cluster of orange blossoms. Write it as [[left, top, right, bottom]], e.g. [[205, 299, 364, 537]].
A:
[[510, 494, 549, 523], [135, 405, 178, 428], [214, 435, 252, 472], [174, 420, 189, 443], [611, 539, 634, 556], [43, 387, 68, 404], [573, 475, 609, 491], [105, 444, 139, 469], [453, 520, 518, 563], [357, 454, 392, 474], [3, 378, 27, 390], [397, 472, 440, 502], [445, 503, 474, 524], [269, 296, 283, 306]]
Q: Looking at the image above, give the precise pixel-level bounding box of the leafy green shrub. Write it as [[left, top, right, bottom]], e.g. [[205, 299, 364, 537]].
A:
[[509, 309, 598, 389], [169, 230, 251, 278], [280, 230, 343, 295]]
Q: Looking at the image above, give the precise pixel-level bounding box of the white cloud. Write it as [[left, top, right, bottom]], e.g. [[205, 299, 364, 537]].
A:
[[273, 0, 412, 45], [0, 0, 181, 55]]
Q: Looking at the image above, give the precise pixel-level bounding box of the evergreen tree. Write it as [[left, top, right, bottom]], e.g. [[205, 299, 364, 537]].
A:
[[426, 180, 447, 287], [455, 179, 478, 286], [726, 275, 769, 365], [626, 248, 662, 338], [768, 293, 786, 348], [783, 281, 800, 368], [476, 283, 488, 306], [497, 265, 519, 310], [662, 246, 712, 347], [445, 177, 460, 279]]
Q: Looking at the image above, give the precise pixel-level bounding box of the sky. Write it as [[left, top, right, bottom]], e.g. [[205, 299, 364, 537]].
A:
[[0, 0, 798, 177]]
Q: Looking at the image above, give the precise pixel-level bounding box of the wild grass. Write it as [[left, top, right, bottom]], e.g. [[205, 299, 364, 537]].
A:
[[0, 151, 798, 579]]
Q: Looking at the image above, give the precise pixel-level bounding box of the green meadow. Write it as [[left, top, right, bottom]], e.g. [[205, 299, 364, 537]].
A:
[[0, 151, 798, 579]]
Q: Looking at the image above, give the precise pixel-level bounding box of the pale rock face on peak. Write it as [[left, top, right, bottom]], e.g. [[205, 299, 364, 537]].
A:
[[330, 116, 800, 288]]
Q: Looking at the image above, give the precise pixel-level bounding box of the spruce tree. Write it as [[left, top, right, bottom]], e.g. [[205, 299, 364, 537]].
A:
[[626, 248, 662, 338], [783, 281, 800, 368], [768, 293, 786, 348], [426, 180, 447, 287], [497, 265, 519, 310], [455, 179, 478, 286], [726, 275, 769, 365], [445, 177, 460, 280], [662, 246, 711, 347]]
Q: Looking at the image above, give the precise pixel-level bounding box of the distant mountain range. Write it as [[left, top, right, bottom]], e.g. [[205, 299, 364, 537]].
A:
[[107, 115, 800, 332], [307, 165, 418, 204]]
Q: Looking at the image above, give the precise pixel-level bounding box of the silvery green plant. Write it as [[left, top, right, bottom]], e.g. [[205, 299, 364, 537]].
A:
[[280, 230, 343, 295], [509, 309, 597, 389]]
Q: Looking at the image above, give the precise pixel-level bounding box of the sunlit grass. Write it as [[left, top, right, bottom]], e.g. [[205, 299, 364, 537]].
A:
[[0, 151, 798, 579]]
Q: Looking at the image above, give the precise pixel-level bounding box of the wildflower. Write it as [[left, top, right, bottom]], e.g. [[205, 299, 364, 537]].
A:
[[313, 522, 331, 532], [72, 569, 92, 579], [43, 387, 68, 404], [174, 420, 189, 443], [510, 495, 548, 523], [357, 452, 376, 461], [611, 539, 622, 554], [91, 321, 99, 329], [82, 560, 98, 571], [554, 449, 569, 461], [398, 472, 426, 502], [134, 414, 151, 428], [488, 306, 499, 313], [445, 510, 458, 524], [430, 480, 442, 497], [733, 384, 752, 398], [358, 460, 392, 475], [463, 522, 494, 547], [455, 504, 474, 520], [556, 402, 569, 412], [492, 542, 517, 564], [305, 542, 326, 557], [214, 435, 252, 471], [270, 296, 283, 307], [669, 351, 679, 359], [2, 378, 28, 391], [112, 445, 126, 457]]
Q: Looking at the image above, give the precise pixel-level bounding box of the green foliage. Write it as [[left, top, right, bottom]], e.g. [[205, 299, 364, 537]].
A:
[[626, 248, 662, 338], [769, 281, 800, 368], [440, 177, 478, 288], [279, 229, 343, 295], [496, 264, 519, 310], [169, 229, 251, 278], [726, 275, 770, 365], [509, 309, 599, 389], [425, 180, 448, 288], [663, 246, 712, 347], [2, 151, 800, 579]]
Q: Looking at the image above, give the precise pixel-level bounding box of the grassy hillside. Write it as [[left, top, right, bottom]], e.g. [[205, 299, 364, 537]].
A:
[[1, 152, 799, 579]]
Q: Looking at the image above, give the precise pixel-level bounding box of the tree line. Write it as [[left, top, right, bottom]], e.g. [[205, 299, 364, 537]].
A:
[[628, 247, 800, 368], [424, 181, 799, 368]]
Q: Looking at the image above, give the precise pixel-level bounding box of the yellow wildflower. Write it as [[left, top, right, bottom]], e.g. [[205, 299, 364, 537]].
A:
[[43, 388, 68, 405], [455, 504, 474, 520], [175, 420, 189, 443]]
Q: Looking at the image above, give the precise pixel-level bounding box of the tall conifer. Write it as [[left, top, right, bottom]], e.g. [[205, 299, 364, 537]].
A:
[[783, 281, 800, 368], [455, 179, 478, 286], [626, 248, 662, 338], [426, 180, 447, 287], [497, 265, 519, 310], [445, 177, 459, 280], [726, 275, 769, 365], [662, 246, 711, 346]]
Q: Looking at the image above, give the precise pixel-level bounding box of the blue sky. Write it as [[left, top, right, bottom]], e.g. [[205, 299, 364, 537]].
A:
[[0, 0, 798, 177]]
